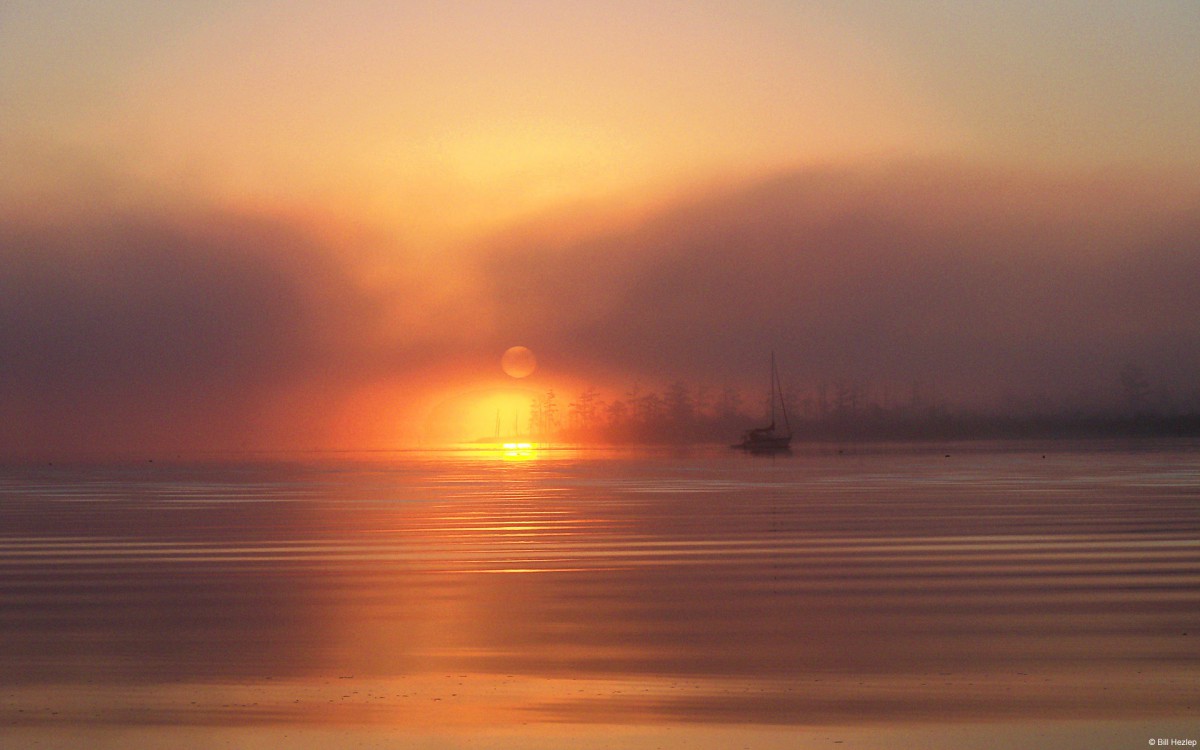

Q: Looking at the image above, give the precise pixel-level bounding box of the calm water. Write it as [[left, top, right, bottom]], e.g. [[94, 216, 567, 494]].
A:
[[2, 441, 1198, 749]]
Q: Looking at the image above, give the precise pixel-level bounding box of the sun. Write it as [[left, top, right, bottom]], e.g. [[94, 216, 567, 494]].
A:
[[501, 346, 537, 378]]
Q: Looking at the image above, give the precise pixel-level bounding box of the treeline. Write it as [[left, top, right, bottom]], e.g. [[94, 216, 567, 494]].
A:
[[522, 376, 1200, 445], [528, 383, 751, 444]]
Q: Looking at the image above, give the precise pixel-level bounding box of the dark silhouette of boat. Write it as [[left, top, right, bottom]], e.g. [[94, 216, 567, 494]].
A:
[[734, 352, 792, 453]]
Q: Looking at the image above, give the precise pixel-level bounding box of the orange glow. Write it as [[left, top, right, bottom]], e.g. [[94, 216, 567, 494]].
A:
[[421, 386, 540, 446]]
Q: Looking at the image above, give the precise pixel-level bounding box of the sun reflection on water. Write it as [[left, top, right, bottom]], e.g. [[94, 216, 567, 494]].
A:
[[456, 441, 543, 461]]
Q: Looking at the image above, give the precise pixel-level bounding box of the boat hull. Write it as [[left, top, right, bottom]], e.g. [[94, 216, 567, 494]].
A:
[[734, 434, 792, 453]]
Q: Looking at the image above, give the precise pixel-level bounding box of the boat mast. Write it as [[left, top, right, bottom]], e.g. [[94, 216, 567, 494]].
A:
[[768, 351, 777, 430], [775, 354, 791, 436]]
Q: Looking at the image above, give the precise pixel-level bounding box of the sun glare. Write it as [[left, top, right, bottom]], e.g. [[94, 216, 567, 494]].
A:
[[498, 441, 540, 460], [451, 440, 543, 462]]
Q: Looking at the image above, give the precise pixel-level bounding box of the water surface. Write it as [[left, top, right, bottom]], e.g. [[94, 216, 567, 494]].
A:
[[2, 442, 1198, 747]]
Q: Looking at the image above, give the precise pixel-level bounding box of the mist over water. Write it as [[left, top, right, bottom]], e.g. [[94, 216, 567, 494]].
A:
[[4, 164, 1200, 457], [2, 441, 1198, 748]]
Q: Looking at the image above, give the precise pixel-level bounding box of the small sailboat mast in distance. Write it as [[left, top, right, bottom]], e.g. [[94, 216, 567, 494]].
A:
[[734, 351, 792, 453]]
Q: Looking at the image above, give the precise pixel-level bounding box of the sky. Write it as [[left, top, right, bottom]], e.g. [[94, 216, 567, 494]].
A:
[[3, 1, 1200, 454]]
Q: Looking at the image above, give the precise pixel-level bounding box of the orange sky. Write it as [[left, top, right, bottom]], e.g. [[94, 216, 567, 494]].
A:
[[3, 2, 1200, 455]]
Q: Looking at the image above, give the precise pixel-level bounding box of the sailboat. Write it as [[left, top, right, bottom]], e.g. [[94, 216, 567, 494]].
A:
[[734, 352, 792, 452]]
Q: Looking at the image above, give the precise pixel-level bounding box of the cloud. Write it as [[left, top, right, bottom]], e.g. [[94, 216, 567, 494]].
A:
[[479, 163, 1200, 408], [0, 207, 423, 456]]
